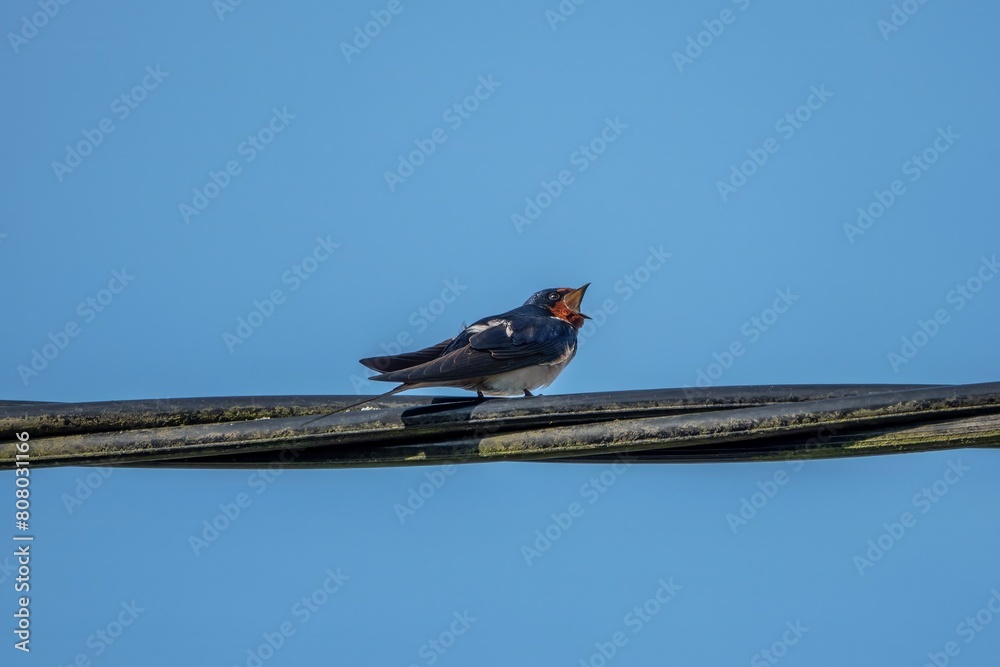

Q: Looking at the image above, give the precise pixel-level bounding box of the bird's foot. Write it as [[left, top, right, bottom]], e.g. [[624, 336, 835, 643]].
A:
[[477, 391, 485, 398], [523, 389, 534, 397]]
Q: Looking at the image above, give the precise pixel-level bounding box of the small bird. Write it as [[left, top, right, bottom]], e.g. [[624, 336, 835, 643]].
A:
[[312, 285, 590, 417]]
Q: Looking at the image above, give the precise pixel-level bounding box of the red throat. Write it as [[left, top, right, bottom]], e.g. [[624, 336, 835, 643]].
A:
[[550, 302, 587, 329]]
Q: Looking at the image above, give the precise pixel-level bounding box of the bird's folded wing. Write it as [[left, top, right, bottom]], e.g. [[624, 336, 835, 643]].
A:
[[371, 319, 574, 383], [468, 321, 571, 359]]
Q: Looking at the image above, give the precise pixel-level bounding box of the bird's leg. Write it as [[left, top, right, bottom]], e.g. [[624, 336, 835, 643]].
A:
[[477, 391, 484, 398], [523, 389, 534, 397]]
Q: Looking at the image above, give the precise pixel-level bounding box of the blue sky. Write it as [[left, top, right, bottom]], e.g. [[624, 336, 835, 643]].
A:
[[3, 0, 1000, 664]]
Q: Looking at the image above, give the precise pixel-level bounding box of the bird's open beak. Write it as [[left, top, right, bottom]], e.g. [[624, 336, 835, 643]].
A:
[[563, 283, 591, 319]]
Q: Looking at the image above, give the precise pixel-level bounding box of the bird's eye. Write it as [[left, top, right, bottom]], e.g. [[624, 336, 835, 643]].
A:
[[548, 292, 560, 300]]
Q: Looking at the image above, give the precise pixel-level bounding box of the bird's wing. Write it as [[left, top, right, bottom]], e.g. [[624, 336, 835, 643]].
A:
[[369, 317, 575, 383], [359, 338, 455, 372], [468, 322, 570, 359]]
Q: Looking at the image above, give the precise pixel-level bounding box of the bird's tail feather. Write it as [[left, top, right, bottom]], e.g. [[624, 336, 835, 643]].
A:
[[300, 385, 408, 428], [359, 338, 454, 373]]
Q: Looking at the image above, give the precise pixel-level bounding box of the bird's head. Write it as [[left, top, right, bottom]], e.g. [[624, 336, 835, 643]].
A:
[[524, 284, 591, 328]]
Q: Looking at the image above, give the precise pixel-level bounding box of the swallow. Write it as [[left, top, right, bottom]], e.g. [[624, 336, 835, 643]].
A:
[[310, 285, 590, 418]]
